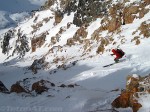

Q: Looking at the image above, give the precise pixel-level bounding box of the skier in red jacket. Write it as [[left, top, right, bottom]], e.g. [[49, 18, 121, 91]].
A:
[[111, 49, 125, 63]]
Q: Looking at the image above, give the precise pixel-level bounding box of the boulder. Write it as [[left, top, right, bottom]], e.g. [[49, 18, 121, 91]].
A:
[[111, 74, 150, 112], [112, 91, 142, 112], [112, 91, 132, 108], [10, 82, 27, 93], [32, 80, 55, 94]]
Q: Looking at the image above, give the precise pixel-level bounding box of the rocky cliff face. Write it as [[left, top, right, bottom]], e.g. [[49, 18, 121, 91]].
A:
[[43, 0, 110, 26], [72, 0, 110, 26], [1, 0, 149, 73], [43, 0, 150, 28], [41, 0, 150, 52]]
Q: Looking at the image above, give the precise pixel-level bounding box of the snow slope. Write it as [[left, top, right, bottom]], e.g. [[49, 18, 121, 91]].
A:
[[0, 1, 150, 112], [1, 38, 150, 112], [0, 0, 46, 13], [0, 0, 47, 29]]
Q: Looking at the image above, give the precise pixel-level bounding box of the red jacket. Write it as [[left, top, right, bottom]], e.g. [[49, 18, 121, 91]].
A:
[[112, 49, 124, 60]]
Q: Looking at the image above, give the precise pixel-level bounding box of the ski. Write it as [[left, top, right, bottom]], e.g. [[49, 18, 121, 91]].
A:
[[103, 63, 116, 67], [103, 59, 126, 68]]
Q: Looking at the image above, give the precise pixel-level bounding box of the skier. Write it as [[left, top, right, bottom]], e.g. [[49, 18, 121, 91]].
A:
[[111, 49, 125, 63]]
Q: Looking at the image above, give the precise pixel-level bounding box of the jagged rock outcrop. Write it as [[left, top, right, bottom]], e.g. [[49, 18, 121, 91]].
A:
[[112, 91, 142, 112], [99, 0, 150, 32], [54, 10, 63, 25], [1, 30, 14, 54], [72, 0, 110, 26], [10, 82, 28, 93], [96, 37, 110, 54], [138, 21, 150, 38], [28, 57, 49, 74], [1, 29, 30, 59], [43, 0, 110, 26], [66, 26, 87, 46], [123, 6, 138, 24], [32, 80, 55, 94], [0, 81, 9, 93], [9, 79, 55, 94], [31, 36, 44, 52], [131, 21, 149, 45], [112, 74, 150, 112], [12, 34, 30, 58], [64, 0, 78, 15], [31, 31, 48, 52]]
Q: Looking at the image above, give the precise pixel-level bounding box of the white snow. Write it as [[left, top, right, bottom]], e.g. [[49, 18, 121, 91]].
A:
[[132, 74, 139, 78], [138, 94, 150, 112], [86, 18, 101, 39]]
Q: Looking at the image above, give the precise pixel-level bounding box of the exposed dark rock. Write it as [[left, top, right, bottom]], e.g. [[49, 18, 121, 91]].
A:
[[0, 81, 9, 93], [12, 33, 30, 58], [138, 21, 150, 38], [59, 83, 79, 88], [28, 57, 49, 74], [10, 82, 27, 93], [42, 0, 55, 10], [72, 0, 110, 26], [54, 10, 63, 25], [59, 84, 67, 88], [112, 91, 142, 112], [64, 0, 78, 15], [1, 30, 14, 55], [32, 80, 55, 94], [31, 31, 48, 52], [43, 0, 110, 26]]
